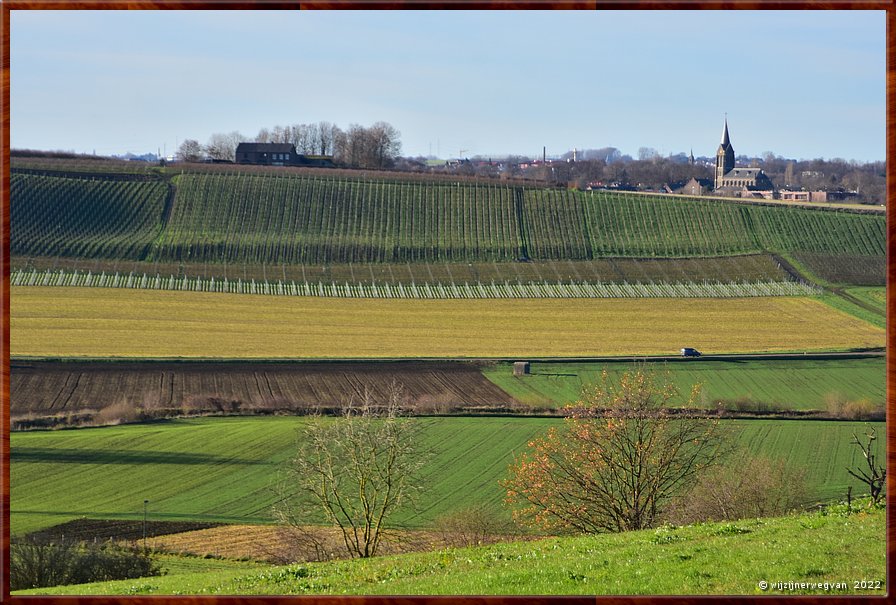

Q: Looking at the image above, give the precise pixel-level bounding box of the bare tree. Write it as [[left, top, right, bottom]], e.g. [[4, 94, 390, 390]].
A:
[[175, 139, 203, 163], [273, 385, 428, 559], [503, 368, 728, 533], [316, 121, 339, 156], [367, 121, 402, 169], [847, 427, 885, 505], [270, 124, 289, 144], [204, 131, 245, 162]]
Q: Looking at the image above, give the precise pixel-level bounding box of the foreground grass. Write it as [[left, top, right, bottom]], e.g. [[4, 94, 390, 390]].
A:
[[17, 504, 885, 595], [10, 287, 884, 358], [11, 417, 884, 536], [483, 357, 885, 410]]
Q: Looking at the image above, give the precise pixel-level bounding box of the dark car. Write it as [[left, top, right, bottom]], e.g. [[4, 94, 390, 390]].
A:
[[680, 348, 702, 357]]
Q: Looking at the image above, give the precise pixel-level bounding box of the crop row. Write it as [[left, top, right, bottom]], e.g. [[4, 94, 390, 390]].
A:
[[11, 268, 821, 299], [11, 173, 168, 260], [155, 173, 522, 264], [11, 172, 885, 267], [10, 253, 794, 287]]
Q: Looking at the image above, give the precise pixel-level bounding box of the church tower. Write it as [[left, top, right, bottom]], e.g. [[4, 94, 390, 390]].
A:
[[714, 117, 735, 189]]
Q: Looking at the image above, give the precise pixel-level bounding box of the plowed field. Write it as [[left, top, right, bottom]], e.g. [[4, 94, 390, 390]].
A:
[[11, 361, 516, 417]]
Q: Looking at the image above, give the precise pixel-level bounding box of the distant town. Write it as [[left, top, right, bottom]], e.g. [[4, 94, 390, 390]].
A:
[[13, 118, 886, 206]]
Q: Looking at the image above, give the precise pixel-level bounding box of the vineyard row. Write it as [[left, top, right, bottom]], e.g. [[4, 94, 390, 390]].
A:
[[11, 268, 821, 299]]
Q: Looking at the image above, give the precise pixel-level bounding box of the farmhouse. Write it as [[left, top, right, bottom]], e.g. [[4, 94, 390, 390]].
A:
[[235, 143, 335, 167], [713, 119, 774, 195], [236, 143, 296, 166]]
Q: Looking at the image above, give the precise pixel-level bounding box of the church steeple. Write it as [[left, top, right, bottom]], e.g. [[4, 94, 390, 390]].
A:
[[715, 116, 735, 190], [720, 117, 731, 147]]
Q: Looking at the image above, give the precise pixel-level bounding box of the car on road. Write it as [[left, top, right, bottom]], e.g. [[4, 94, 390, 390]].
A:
[[680, 347, 702, 357]]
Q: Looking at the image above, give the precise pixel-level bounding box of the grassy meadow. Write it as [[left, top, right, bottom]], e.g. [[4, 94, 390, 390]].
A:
[[17, 503, 885, 596], [11, 416, 885, 536], [483, 357, 885, 410], [10, 287, 884, 359]]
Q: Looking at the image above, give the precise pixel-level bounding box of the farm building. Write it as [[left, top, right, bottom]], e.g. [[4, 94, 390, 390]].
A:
[[235, 143, 335, 167]]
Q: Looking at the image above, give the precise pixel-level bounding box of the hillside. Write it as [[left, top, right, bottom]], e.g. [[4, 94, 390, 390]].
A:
[[11, 416, 885, 536], [16, 502, 885, 595], [11, 166, 885, 286]]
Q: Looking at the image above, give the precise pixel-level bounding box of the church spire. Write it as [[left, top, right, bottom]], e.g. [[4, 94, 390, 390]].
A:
[[720, 116, 731, 147], [715, 115, 735, 190]]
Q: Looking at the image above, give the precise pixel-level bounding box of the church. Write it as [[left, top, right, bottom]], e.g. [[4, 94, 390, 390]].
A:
[[713, 119, 773, 194]]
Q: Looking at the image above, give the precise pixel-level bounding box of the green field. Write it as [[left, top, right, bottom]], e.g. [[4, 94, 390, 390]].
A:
[[11, 416, 884, 536], [12, 170, 884, 268], [818, 289, 886, 329], [19, 504, 884, 595], [10, 287, 884, 359], [843, 287, 886, 315], [482, 357, 885, 410]]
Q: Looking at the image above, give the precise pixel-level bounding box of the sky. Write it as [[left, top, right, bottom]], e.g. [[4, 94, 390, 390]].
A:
[[10, 10, 886, 163]]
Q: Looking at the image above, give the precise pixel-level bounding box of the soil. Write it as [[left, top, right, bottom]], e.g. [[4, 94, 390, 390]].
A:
[[11, 360, 518, 420]]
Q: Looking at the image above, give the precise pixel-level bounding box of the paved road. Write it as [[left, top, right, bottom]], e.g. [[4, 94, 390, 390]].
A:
[[11, 349, 884, 367]]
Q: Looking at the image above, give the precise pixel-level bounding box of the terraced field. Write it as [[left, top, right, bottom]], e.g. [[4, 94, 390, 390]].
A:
[[11, 416, 884, 536]]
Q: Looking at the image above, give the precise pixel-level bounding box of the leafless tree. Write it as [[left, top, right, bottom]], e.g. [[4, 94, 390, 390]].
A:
[[273, 385, 428, 559], [175, 139, 203, 163], [847, 427, 885, 505], [316, 121, 340, 156], [204, 131, 245, 162]]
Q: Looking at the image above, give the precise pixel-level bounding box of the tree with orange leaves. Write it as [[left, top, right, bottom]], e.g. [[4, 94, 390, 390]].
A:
[[502, 368, 727, 533]]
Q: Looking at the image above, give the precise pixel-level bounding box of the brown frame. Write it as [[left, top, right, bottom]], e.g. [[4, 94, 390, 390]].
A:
[[1, 3, 892, 603]]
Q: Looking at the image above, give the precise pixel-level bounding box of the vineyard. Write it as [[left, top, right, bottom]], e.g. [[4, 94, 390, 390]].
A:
[[10, 254, 796, 287], [11, 170, 885, 282], [790, 252, 887, 286], [8, 267, 820, 299], [10, 173, 169, 260]]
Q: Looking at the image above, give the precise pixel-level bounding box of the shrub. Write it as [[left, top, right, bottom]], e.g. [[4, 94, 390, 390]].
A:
[[433, 504, 517, 548], [95, 399, 140, 426], [825, 393, 884, 420], [10, 537, 161, 591], [665, 452, 809, 525], [717, 396, 784, 414]]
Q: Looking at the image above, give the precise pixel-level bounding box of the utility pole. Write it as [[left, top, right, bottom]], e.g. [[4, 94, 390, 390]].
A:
[[143, 499, 149, 552]]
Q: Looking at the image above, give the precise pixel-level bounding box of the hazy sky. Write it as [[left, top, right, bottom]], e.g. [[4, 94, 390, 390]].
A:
[[11, 10, 886, 162]]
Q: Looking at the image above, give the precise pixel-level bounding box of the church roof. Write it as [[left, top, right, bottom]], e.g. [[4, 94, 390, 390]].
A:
[[720, 118, 731, 147], [725, 167, 763, 177]]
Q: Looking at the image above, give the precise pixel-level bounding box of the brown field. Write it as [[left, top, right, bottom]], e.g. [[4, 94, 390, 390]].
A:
[[10, 287, 884, 359], [147, 524, 446, 563], [10, 361, 516, 422]]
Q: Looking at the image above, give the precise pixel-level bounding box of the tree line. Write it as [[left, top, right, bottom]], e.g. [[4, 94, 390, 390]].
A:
[[176, 121, 402, 170]]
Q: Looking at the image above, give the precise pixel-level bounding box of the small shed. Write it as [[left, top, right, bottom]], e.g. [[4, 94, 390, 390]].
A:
[[513, 361, 531, 376]]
